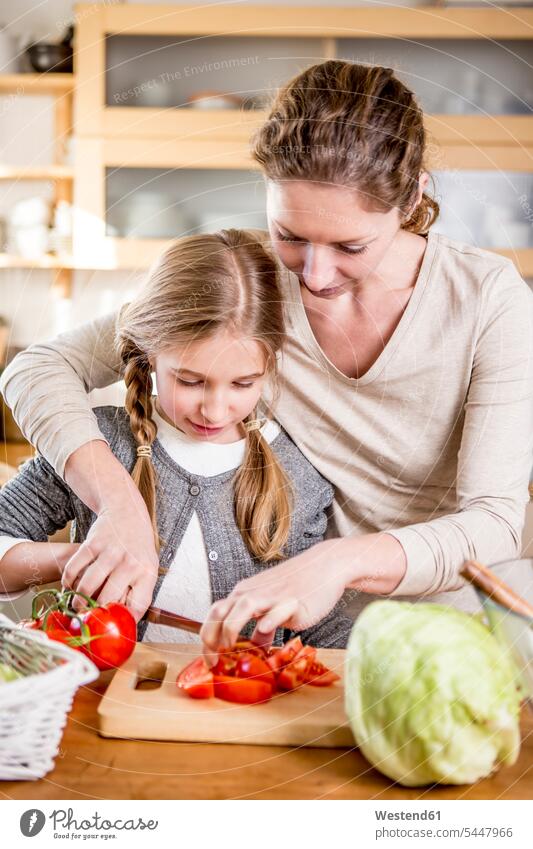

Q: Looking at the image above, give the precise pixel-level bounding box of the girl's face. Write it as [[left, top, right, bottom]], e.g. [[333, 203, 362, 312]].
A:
[[266, 178, 426, 299], [153, 329, 268, 444]]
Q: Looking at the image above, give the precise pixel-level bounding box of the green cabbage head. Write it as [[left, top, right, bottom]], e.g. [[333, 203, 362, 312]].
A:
[[345, 600, 522, 786]]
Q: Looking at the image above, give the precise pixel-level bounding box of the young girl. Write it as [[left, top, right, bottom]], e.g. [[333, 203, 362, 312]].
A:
[[0, 229, 352, 648]]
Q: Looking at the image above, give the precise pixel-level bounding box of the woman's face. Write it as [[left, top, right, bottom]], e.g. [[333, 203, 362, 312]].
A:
[[266, 179, 421, 299], [153, 329, 268, 444]]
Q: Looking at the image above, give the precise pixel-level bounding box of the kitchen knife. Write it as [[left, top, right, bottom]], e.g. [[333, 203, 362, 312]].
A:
[[145, 606, 203, 634]]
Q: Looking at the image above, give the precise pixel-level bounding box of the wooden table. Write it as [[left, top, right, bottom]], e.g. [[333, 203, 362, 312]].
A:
[[1, 672, 532, 800]]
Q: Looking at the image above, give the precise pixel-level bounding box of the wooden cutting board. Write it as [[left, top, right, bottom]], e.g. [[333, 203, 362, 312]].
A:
[[97, 642, 354, 748]]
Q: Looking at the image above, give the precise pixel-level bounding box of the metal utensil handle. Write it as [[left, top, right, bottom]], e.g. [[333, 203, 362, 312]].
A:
[[145, 606, 203, 634], [461, 559, 533, 619]]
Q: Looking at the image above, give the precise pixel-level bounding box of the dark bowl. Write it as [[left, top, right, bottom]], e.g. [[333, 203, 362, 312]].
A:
[[26, 43, 73, 74]]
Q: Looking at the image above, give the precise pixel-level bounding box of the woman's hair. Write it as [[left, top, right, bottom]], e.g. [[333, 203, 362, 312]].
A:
[[251, 60, 439, 234], [117, 229, 293, 562]]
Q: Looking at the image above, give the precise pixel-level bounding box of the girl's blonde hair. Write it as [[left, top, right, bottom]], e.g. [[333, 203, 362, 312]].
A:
[[117, 229, 293, 562], [251, 60, 439, 234]]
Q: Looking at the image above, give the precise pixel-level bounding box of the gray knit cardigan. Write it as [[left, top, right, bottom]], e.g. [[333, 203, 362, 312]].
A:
[[0, 406, 354, 647]]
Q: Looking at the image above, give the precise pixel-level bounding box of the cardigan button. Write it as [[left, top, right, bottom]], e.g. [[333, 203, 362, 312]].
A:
[[189, 484, 201, 496], [208, 550, 218, 562]]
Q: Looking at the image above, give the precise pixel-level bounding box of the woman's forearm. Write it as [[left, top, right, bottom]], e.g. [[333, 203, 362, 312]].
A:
[[330, 532, 408, 594], [0, 542, 79, 593], [64, 440, 148, 514], [0, 311, 122, 477]]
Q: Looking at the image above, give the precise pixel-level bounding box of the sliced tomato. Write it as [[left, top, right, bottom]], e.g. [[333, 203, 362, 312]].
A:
[[294, 644, 317, 663], [277, 654, 315, 691], [176, 657, 214, 699], [213, 673, 273, 705], [276, 636, 304, 665], [305, 660, 340, 687], [265, 648, 283, 673], [235, 653, 276, 691]]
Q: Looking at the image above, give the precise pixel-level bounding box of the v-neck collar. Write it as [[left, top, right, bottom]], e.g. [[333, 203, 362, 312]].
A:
[[285, 229, 439, 387]]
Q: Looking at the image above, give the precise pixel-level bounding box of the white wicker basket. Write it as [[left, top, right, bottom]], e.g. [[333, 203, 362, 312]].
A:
[[0, 613, 99, 780]]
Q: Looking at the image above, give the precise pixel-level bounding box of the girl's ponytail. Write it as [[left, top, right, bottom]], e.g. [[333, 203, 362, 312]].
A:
[[120, 338, 160, 550], [234, 414, 293, 562]]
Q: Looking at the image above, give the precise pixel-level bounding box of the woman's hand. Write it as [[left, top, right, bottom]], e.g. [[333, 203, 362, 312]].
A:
[[61, 441, 159, 622], [200, 533, 407, 665], [62, 504, 159, 621]]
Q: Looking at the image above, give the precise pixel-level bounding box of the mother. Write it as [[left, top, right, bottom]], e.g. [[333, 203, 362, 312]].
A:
[[2, 61, 532, 654]]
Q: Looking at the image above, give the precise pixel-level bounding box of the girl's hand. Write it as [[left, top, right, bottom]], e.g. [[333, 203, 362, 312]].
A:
[[200, 533, 407, 665], [200, 540, 352, 665], [61, 501, 159, 622]]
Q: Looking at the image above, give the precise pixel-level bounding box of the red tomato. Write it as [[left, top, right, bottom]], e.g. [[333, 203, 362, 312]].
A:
[[305, 660, 340, 687], [42, 610, 73, 633], [213, 673, 273, 705], [235, 653, 276, 691], [44, 628, 80, 649], [176, 638, 338, 705], [277, 654, 313, 691], [276, 636, 304, 665], [78, 602, 137, 671], [176, 657, 214, 699], [212, 651, 239, 676]]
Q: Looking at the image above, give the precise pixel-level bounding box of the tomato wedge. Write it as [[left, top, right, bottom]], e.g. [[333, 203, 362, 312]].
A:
[[276, 636, 304, 665], [277, 655, 313, 691], [176, 638, 339, 705], [177, 657, 214, 699], [234, 653, 276, 691], [305, 660, 341, 687], [213, 674, 273, 705]]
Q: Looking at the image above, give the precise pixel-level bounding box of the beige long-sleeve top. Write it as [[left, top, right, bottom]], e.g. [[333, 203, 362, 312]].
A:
[[2, 230, 532, 616]]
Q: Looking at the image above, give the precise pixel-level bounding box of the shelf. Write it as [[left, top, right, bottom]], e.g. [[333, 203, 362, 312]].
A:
[[0, 253, 128, 271], [101, 5, 533, 39], [0, 73, 75, 95], [0, 246, 530, 276], [426, 116, 533, 148], [0, 165, 74, 180], [0, 254, 77, 269], [96, 106, 533, 147]]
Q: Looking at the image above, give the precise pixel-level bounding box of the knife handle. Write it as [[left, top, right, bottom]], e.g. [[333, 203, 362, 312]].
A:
[[145, 606, 203, 634], [461, 559, 533, 619]]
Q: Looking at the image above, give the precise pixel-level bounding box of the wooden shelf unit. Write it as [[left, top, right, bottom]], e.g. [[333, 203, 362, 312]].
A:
[[2, 7, 532, 274], [0, 165, 74, 181], [0, 73, 75, 293], [0, 73, 74, 95], [75, 3, 533, 146], [68, 3, 533, 273]]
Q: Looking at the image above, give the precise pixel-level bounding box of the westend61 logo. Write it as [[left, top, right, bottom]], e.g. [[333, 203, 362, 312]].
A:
[[20, 808, 159, 839]]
